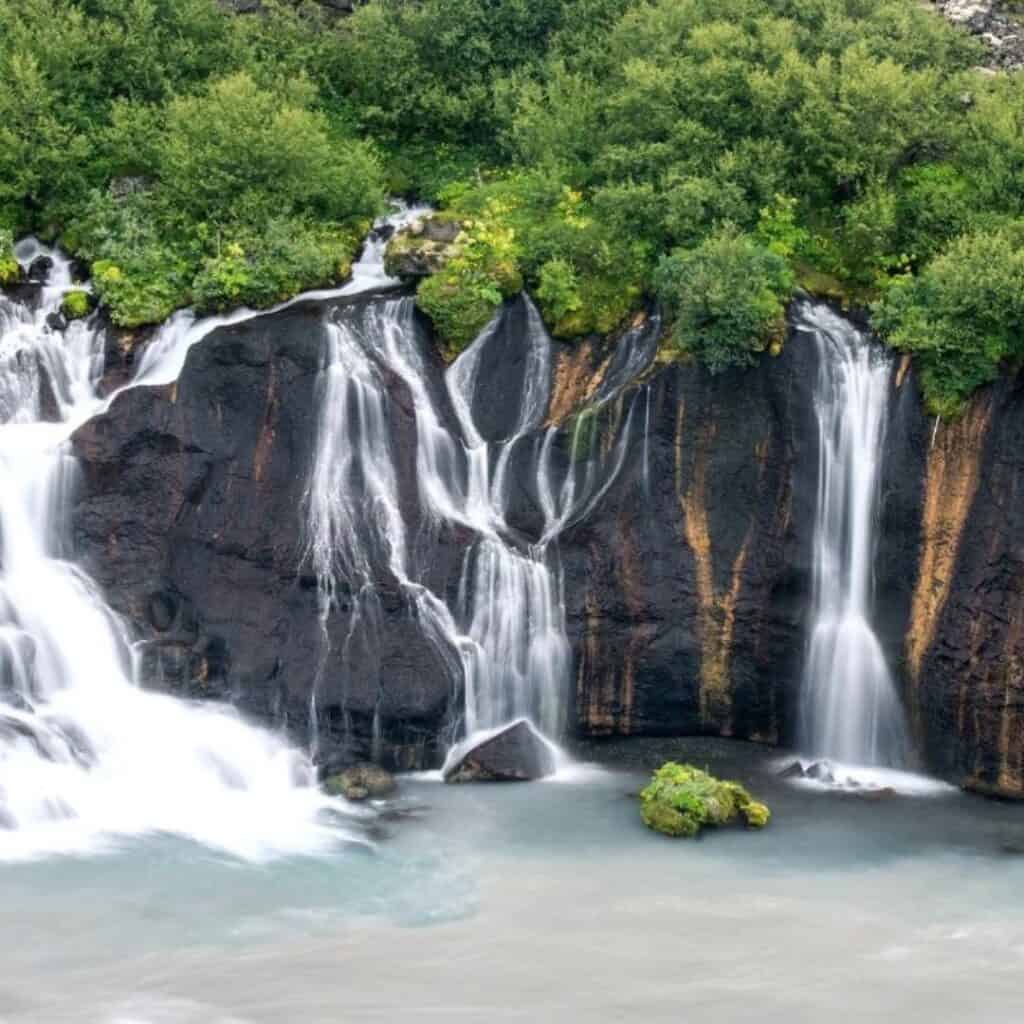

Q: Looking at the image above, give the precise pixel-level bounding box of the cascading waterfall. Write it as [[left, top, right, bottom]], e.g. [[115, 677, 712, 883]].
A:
[[305, 281, 657, 757], [799, 302, 907, 768], [0, 210, 441, 861]]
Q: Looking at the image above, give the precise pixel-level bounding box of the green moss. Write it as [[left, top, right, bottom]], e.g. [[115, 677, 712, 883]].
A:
[[639, 762, 771, 838], [61, 289, 92, 320]]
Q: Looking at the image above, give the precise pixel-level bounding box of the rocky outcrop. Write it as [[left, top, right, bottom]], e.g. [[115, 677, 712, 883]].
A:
[[561, 320, 819, 748], [384, 215, 464, 279], [931, 1, 1024, 70]]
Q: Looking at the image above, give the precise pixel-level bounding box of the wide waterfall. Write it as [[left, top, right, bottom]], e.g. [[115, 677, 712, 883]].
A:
[[305, 276, 655, 760], [798, 302, 908, 768], [0, 209, 430, 861]]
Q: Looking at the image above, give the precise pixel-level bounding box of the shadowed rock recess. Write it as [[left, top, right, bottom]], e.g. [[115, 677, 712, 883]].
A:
[[71, 293, 1024, 794]]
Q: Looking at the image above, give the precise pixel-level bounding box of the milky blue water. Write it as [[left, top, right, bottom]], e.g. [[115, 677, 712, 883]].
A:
[[1, 740, 1022, 1023]]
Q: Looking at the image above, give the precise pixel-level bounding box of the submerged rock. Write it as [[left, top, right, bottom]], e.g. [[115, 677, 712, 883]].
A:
[[639, 762, 770, 838], [324, 763, 397, 801], [444, 720, 557, 783]]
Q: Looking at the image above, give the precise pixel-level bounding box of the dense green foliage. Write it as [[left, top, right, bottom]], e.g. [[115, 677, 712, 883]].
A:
[[0, 1, 383, 323], [639, 762, 770, 838], [656, 226, 794, 373], [0, 0, 1022, 407]]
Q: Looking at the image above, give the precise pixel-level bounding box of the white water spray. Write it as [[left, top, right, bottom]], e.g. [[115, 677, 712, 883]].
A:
[[799, 302, 907, 768], [0, 213, 438, 860]]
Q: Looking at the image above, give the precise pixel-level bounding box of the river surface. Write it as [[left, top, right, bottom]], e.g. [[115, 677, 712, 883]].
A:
[[1, 737, 1021, 1024]]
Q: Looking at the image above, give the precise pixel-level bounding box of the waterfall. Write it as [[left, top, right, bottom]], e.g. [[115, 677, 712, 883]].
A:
[[305, 291, 658, 757], [0, 206, 433, 861], [798, 302, 907, 768]]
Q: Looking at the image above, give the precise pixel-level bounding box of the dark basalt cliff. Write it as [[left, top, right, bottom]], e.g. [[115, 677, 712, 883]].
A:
[[70, 293, 1024, 794]]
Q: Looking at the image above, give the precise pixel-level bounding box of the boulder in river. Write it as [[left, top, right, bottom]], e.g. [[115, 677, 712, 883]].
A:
[[324, 763, 397, 801], [443, 720, 557, 783]]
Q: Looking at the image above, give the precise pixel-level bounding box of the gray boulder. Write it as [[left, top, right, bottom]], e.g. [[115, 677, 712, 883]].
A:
[[444, 720, 557, 783]]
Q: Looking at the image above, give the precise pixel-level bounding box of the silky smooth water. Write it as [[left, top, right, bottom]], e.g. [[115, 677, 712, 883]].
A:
[[304, 286, 656, 754], [798, 302, 908, 768], [0, 209, 427, 862], [0, 740, 1021, 1023]]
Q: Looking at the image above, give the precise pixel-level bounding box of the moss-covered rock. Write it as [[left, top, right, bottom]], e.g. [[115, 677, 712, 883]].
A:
[[323, 763, 397, 801], [639, 762, 770, 838], [0, 229, 19, 287], [0, 256, 19, 287], [61, 289, 92, 320], [384, 214, 465, 279]]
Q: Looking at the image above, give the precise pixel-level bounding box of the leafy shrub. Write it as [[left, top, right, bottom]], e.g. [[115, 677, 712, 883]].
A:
[[874, 227, 1024, 416], [415, 200, 522, 352], [656, 226, 794, 373]]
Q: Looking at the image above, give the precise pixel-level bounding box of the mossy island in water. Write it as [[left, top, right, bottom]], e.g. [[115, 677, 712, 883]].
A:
[[61, 290, 92, 321], [640, 762, 770, 838]]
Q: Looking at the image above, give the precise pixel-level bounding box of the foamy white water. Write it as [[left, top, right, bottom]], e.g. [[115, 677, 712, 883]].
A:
[[798, 301, 908, 769], [0, 209, 433, 862]]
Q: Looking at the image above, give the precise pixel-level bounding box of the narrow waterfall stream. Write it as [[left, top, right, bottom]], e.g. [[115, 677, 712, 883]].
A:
[[798, 302, 908, 768], [305, 288, 656, 762]]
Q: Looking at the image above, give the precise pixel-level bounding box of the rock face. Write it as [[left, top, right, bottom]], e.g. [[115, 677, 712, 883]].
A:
[[72, 297, 458, 772], [384, 215, 464, 279], [69, 288, 1024, 793], [443, 721, 558, 783]]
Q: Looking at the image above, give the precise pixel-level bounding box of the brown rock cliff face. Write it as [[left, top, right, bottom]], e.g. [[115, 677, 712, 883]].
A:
[[71, 293, 1024, 790]]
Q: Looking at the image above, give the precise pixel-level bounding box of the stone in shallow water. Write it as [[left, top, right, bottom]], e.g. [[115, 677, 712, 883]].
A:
[[805, 760, 836, 783], [443, 720, 557, 784], [323, 764, 397, 802]]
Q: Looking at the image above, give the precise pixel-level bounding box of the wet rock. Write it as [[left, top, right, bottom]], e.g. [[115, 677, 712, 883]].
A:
[[72, 298, 462, 771], [444, 720, 557, 783], [805, 761, 836, 783], [384, 215, 463, 278], [778, 760, 806, 780], [45, 312, 67, 333], [324, 763, 397, 801], [26, 255, 53, 283]]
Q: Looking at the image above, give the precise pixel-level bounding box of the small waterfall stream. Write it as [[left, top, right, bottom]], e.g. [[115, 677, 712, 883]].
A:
[[305, 282, 657, 760], [798, 302, 908, 768]]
